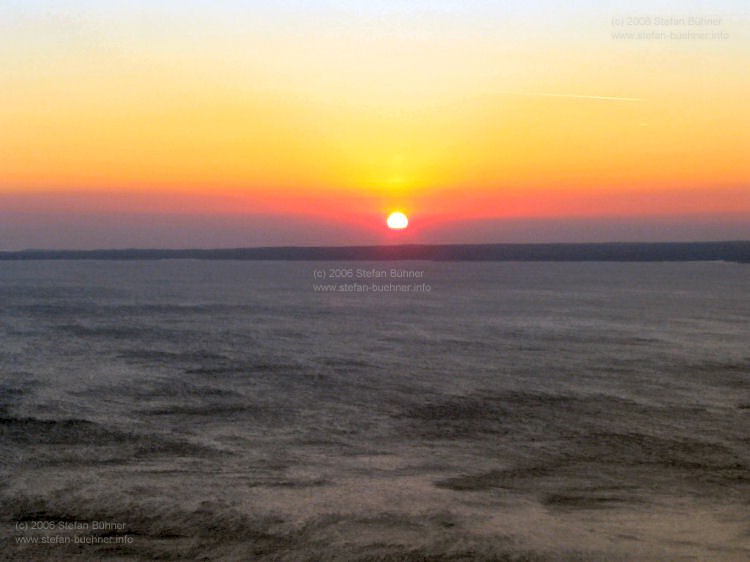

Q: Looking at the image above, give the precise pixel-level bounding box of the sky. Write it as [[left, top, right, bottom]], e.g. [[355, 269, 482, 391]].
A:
[[1, 0, 748, 248]]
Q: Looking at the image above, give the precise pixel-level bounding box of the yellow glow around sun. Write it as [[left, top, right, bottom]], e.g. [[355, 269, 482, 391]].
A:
[[386, 211, 409, 230]]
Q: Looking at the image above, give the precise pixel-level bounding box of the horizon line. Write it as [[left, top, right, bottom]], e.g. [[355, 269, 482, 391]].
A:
[[2, 241, 749, 263]]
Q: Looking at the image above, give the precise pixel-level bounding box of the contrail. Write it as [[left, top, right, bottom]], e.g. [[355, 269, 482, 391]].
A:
[[523, 92, 644, 102]]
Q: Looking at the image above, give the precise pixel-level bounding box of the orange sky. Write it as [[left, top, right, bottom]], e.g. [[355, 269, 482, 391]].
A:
[[1, 2, 748, 247]]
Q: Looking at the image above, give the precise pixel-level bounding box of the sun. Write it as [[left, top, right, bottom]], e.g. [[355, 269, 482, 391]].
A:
[[386, 211, 409, 230]]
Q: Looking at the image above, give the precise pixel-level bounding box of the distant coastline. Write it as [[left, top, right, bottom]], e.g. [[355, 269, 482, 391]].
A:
[[1, 242, 749, 262]]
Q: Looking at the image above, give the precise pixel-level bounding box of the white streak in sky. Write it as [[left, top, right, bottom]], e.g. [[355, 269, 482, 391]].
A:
[[523, 92, 644, 102]]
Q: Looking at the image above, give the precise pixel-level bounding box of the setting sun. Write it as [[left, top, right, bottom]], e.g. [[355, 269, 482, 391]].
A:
[[386, 212, 409, 230]]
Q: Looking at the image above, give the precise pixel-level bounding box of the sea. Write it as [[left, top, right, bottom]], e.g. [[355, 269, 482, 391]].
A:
[[1, 260, 748, 561]]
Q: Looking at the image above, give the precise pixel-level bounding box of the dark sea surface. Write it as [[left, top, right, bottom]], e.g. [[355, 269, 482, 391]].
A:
[[1, 261, 748, 561]]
